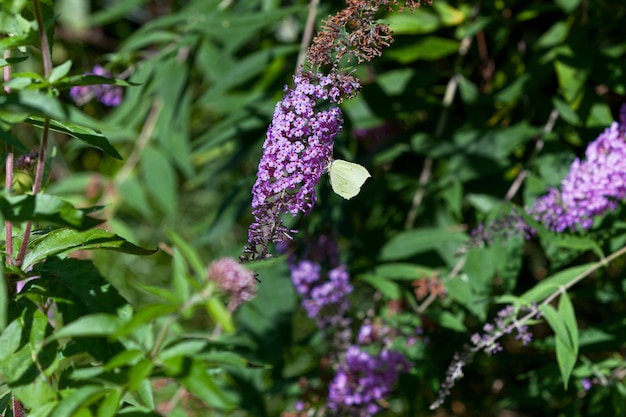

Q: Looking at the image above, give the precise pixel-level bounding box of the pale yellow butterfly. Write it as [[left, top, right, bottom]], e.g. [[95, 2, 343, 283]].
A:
[[328, 159, 371, 200]]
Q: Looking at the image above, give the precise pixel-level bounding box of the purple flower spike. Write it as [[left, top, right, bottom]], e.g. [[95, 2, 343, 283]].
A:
[[242, 71, 360, 261], [529, 105, 626, 232], [327, 346, 411, 417]]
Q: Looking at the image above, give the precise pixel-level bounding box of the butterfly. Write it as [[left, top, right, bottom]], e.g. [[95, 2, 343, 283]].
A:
[[328, 159, 371, 200]]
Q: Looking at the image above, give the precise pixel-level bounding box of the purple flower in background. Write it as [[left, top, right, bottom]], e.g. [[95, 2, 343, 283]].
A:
[[242, 71, 360, 261], [529, 105, 626, 232], [288, 234, 354, 349], [327, 346, 411, 417], [291, 261, 353, 330], [207, 257, 257, 310], [470, 305, 534, 355], [70, 65, 123, 107]]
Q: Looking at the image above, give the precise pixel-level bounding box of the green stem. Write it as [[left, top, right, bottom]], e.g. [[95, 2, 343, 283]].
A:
[[17, 0, 52, 267], [4, 47, 13, 266]]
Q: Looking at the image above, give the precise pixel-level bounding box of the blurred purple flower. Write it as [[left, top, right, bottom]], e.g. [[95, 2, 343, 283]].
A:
[[207, 257, 257, 310], [529, 105, 626, 232], [470, 305, 534, 355], [581, 378, 593, 391], [291, 261, 353, 330], [242, 71, 360, 261], [70, 65, 123, 107], [327, 346, 411, 417]]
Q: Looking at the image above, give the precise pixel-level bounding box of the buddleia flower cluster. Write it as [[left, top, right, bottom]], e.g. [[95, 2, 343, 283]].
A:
[[528, 104, 626, 232], [431, 305, 537, 410], [70, 65, 124, 107], [327, 345, 411, 417], [289, 235, 353, 349], [241, 71, 359, 261], [242, 0, 433, 262]]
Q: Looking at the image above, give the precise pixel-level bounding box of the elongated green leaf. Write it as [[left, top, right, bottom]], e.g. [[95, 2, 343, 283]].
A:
[[49, 313, 123, 340], [128, 359, 154, 391], [51, 385, 106, 417], [360, 273, 401, 299], [0, 320, 21, 361], [23, 228, 156, 269], [141, 145, 177, 215], [172, 248, 192, 304], [181, 359, 236, 410], [0, 194, 103, 230], [167, 229, 206, 279], [380, 228, 467, 260], [49, 60, 72, 83], [540, 293, 579, 389], [374, 263, 435, 280], [386, 36, 459, 62], [28, 117, 122, 160], [104, 349, 144, 370], [97, 388, 122, 417], [56, 74, 135, 89], [114, 303, 177, 338], [521, 264, 593, 304], [206, 298, 235, 334]]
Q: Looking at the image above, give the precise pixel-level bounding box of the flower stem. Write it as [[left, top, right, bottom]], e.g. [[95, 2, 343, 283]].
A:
[[16, 0, 52, 267]]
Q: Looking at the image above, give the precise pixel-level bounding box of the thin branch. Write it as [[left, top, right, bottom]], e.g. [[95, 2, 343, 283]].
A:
[[503, 108, 558, 202], [405, 20, 475, 230], [296, 0, 320, 70], [115, 99, 163, 185]]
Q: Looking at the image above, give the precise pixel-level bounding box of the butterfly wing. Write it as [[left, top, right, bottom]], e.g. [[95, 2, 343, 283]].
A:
[[330, 159, 371, 200]]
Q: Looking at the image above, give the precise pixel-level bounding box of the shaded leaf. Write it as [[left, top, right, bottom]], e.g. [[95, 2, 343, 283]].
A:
[[23, 228, 156, 269]]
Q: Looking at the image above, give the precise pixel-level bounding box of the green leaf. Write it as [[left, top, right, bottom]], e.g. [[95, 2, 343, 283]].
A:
[[49, 60, 72, 84], [555, 0, 582, 12], [0, 319, 21, 361], [181, 359, 236, 410], [386, 36, 460, 62], [104, 349, 144, 370], [56, 74, 135, 89], [97, 388, 122, 417], [436, 310, 467, 332], [536, 21, 569, 49], [385, 10, 440, 35], [28, 117, 123, 160], [51, 385, 106, 417], [114, 304, 177, 338], [48, 313, 123, 340], [374, 263, 435, 280], [380, 228, 467, 261], [167, 229, 206, 280], [206, 298, 235, 334], [540, 293, 579, 389], [172, 248, 192, 304], [555, 60, 587, 104], [0, 193, 103, 230], [23, 228, 157, 269], [444, 273, 487, 321], [128, 359, 154, 391], [553, 97, 581, 126], [141, 145, 177, 215], [360, 273, 401, 299], [521, 264, 593, 304]]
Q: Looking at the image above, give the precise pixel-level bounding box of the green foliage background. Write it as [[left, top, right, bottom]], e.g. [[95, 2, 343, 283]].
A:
[[2, 0, 626, 416]]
